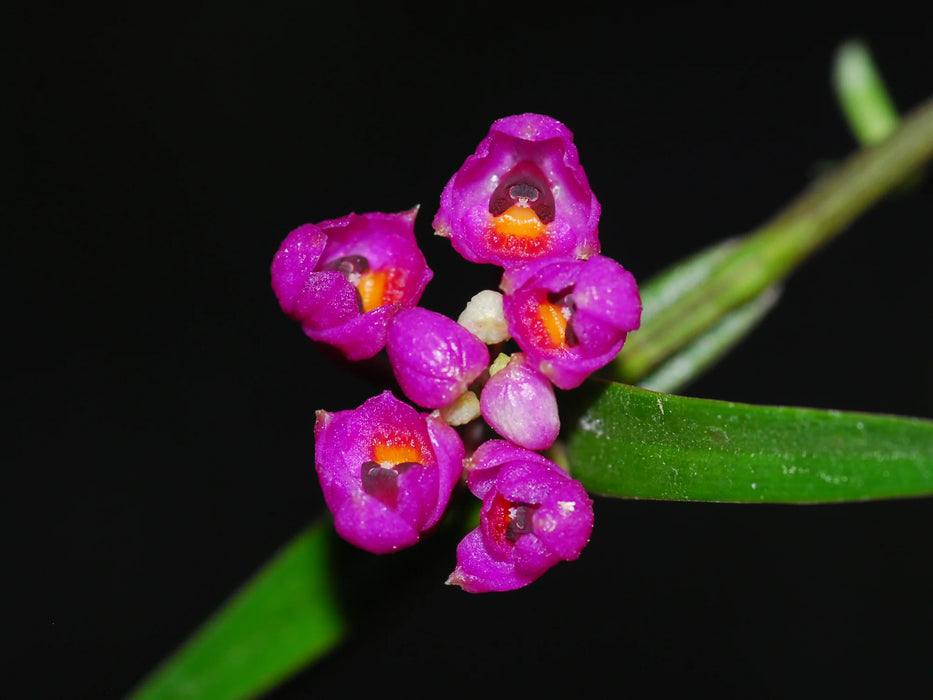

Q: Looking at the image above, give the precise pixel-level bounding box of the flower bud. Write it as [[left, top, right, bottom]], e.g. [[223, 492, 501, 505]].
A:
[[386, 307, 490, 409], [457, 290, 510, 344], [480, 353, 559, 450]]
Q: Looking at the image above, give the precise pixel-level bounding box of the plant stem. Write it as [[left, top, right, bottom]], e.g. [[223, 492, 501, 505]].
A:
[[833, 39, 900, 146], [616, 95, 933, 383]]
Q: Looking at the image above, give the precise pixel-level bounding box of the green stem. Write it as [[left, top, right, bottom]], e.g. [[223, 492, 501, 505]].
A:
[[833, 39, 900, 146], [615, 95, 933, 383]]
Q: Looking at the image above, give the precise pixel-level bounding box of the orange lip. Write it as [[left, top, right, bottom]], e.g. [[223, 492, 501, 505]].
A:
[[373, 442, 422, 466], [537, 299, 570, 348], [491, 205, 546, 240], [356, 270, 388, 312]]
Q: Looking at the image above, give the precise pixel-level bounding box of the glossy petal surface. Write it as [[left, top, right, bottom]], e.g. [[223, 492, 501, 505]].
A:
[[314, 392, 464, 553], [480, 353, 559, 450], [448, 440, 594, 592], [502, 255, 641, 389], [386, 308, 490, 409], [434, 113, 600, 268], [271, 209, 432, 360]]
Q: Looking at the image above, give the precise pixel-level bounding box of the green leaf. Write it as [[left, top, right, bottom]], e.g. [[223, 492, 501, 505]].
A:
[[565, 381, 933, 503], [128, 518, 346, 700], [127, 496, 478, 700]]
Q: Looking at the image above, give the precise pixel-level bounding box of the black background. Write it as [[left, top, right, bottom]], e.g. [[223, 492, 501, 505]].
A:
[[8, 2, 932, 698]]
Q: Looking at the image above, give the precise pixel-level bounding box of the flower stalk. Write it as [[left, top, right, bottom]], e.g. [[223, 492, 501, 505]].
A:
[[614, 94, 933, 383]]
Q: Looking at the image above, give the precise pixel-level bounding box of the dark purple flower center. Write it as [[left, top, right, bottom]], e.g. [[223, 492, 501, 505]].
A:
[[361, 460, 419, 509], [321, 255, 369, 312], [505, 504, 536, 543], [489, 492, 539, 547], [488, 161, 556, 224], [321, 254, 370, 277], [319, 254, 397, 313]]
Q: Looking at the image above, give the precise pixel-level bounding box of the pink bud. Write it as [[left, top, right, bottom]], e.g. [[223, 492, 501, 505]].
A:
[[480, 353, 559, 450]]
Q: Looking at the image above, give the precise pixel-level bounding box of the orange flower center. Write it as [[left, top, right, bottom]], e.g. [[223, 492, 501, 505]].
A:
[[372, 442, 423, 466], [356, 270, 388, 312], [321, 255, 406, 313], [537, 299, 571, 347], [491, 205, 546, 240]]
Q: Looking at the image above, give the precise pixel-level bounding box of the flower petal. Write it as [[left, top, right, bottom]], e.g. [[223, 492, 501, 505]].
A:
[[502, 255, 641, 389], [314, 392, 464, 553], [434, 113, 600, 268], [271, 209, 433, 360], [450, 441, 594, 592]]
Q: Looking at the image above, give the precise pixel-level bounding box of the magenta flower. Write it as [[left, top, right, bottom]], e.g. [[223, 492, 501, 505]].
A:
[[271, 208, 433, 360], [447, 440, 594, 593], [480, 353, 559, 450], [501, 254, 641, 389], [314, 391, 465, 553], [386, 307, 490, 409], [433, 113, 601, 268]]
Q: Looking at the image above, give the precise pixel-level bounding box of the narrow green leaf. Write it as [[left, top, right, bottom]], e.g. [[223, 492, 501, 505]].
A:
[[127, 495, 478, 700], [565, 381, 933, 503], [128, 518, 346, 700]]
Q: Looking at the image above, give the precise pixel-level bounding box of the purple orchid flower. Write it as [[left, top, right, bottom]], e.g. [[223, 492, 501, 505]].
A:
[[447, 440, 594, 593], [271, 208, 433, 360], [433, 113, 601, 269], [386, 307, 490, 409], [314, 391, 465, 554], [480, 353, 560, 450], [501, 254, 642, 389]]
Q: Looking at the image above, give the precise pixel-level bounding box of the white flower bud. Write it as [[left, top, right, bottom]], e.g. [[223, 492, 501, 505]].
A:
[[457, 290, 510, 344], [438, 390, 481, 426]]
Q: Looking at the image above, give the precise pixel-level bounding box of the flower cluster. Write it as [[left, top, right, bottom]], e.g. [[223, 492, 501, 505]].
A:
[[271, 114, 641, 592]]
